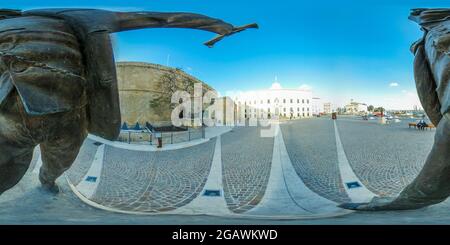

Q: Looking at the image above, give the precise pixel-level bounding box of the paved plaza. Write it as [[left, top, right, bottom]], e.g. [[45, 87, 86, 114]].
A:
[[66, 139, 100, 186], [336, 117, 433, 196], [221, 127, 273, 213], [89, 140, 215, 212], [0, 116, 444, 223], [281, 119, 350, 203]]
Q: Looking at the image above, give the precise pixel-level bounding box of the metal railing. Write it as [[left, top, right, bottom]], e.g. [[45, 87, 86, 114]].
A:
[[117, 127, 205, 145]]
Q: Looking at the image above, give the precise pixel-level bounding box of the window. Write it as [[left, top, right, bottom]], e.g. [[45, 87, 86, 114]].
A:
[[283, 108, 286, 112], [303, 113, 305, 117], [307, 99, 310, 104], [268, 108, 271, 112], [290, 107, 293, 112], [307, 113, 310, 117], [254, 101, 256, 104], [297, 113, 300, 117], [307, 108, 310, 111], [268, 99, 270, 104], [297, 107, 300, 111], [283, 99, 286, 103], [297, 99, 300, 103], [302, 108, 305, 111], [290, 99, 293, 103], [284, 113, 286, 117], [302, 99, 305, 103]]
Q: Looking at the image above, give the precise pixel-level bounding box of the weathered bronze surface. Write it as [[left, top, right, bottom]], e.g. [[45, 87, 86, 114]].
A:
[[0, 8, 257, 194], [340, 8, 450, 211]]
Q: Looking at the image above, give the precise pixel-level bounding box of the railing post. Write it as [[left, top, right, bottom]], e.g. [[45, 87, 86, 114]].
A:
[[128, 131, 131, 144], [171, 132, 173, 144], [188, 128, 191, 141]]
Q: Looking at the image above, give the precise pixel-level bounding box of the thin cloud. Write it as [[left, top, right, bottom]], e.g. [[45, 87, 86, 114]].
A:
[[298, 84, 312, 91], [389, 82, 399, 87]]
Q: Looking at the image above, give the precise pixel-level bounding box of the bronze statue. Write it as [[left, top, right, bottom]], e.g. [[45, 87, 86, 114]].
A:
[[340, 8, 450, 211], [0, 8, 257, 194]]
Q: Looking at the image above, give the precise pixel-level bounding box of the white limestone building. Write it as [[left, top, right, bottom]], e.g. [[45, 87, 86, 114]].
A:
[[344, 99, 368, 114], [311, 97, 323, 116], [232, 82, 313, 122], [323, 102, 332, 114]]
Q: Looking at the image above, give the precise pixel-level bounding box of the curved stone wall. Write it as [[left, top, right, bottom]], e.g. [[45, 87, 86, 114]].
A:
[[116, 62, 215, 125]]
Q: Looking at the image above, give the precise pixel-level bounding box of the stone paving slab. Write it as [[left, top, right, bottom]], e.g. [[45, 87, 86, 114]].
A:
[[66, 138, 99, 186], [281, 119, 350, 203], [89, 140, 215, 212], [221, 126, 274, 213], [1, 117, 446, 223], [336, 118, 434, 196], [2, 168, 450, 224]]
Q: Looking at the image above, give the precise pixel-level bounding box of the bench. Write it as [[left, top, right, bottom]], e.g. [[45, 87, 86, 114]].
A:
[[409, 122, 435, 130]]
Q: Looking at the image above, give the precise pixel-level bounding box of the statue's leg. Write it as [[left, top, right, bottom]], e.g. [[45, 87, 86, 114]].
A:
[[0, 92, 36, 195], [38, 109, 87, 193], [0, 141, 34, 195], [340, 112, 450, 211]]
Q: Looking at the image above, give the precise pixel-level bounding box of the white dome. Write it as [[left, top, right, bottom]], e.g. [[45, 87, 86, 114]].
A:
[[270, 82, 282, 90]]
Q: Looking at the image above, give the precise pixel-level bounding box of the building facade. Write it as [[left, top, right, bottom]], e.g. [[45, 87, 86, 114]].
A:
[[311, 97, 323, 116], [323, 102, 332, 114], [233, 82, 313, 122], [344, 99, 368, 114]]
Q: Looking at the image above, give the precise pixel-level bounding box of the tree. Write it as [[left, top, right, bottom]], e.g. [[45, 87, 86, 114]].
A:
[[149, 69, 201, 122], [149, 71, 179, 117], [374, 107, 384, 112], [368, 105, 374, 112]]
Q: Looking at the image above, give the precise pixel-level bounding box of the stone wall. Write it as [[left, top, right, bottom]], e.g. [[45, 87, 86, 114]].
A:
[[116, 62, 216, 125]]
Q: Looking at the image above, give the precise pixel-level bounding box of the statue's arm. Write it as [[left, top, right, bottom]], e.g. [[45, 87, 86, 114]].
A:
[[115, 11, 258, 47], [0, 9, 22, 19], [116, 12, 235, 35], [23, 9, 257, 47]]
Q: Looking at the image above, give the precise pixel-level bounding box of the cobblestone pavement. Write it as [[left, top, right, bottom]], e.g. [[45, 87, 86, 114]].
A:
[[221, 127, 274, 213], [336, 117, 434, 196], [66, 138, 100, 186], [60, 117, 436, 213], [90, 139, 215, 212], [281, 119, 350, 203]]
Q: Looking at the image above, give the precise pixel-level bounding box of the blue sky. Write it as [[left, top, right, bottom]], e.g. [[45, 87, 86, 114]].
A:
[[2, 0, 449, 109]]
